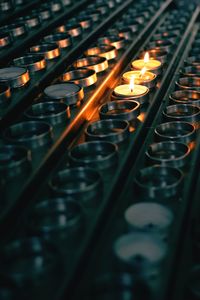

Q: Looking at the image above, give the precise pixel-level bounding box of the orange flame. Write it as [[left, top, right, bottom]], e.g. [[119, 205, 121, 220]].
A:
[[144, 52, 149, 63], [140, 67, 147, 77], [130, 76, 135, 92]]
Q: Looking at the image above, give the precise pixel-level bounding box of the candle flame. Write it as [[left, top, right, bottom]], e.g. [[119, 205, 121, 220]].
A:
[[130, 76, 135, 92], [140, 67, 147, 77], [144, 52, 149, 63]]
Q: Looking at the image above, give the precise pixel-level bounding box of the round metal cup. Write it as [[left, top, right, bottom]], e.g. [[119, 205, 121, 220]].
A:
[[4, 121, 53, 150], [49, 167, 102, 206], [24, 102, 70, 126], [124, 202, 173, 238], [122, 71, 157, 89], [0, 145, 31, 180], [140, 48, 169, 64], [84, 45, 117, 61], [134, 165, 183, 199], [85, 119, 130, 144], [120, 20, 141, 33], [87, 10, 101, 22], [111, 89, 149, 105], [163, 104, 200, 128], [176, 77, 200, 91], [0, 0, 13, 12], [0, 32, 12, 48], [57, 24, 82, 37], [69, 141, 118, 170], [60, 68, 97, 88], [169, 90, 200, 106], [2, 237, 61, 293], [188, 265, 200, 300], [73, 56, 108, 73], [30, 43, 60, 60], [31, 198, 83, 240], [13, 55, 46, 73], [185, 56, 200, 66], [98, 35, 125, 50], [20, 15, 41, 29], [118, 27, 133, 40], [152, 31, 179, 43], [49, 1, 62, 12], [180, 66, 200, 77], [113, 232, 167, 277], [0, 84, 11, 106], [44, 83, 84, 106], [148, 39, 174, 53], [1, 23, 27, 38], [99, 100, 140, 122], [76, 17, 93, 29], [33, 8, 52, 21], [155, 121, 196, 144], [0, 67, 30, 88], [43, 33, 71, 49], [146, 141, 190, 168]]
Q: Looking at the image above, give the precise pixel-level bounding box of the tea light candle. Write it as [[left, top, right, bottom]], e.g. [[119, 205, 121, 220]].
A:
[[122, 67, 157, 89], [113, 76, 149, 104], [132, 52, 162, 75]]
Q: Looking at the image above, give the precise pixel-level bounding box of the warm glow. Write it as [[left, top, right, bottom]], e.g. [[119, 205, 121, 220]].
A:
[[144, 52, 149, 63], [140, 67, 147, 77], [130, 76, 135, 92]]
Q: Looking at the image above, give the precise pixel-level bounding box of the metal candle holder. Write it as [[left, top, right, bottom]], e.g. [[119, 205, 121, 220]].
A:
[[43, 32, 72, 49], [13, 55, 46, 73], [84, 44, 117, 61], [169, 90, 200, 106], [73, 56, 108, 73], [176, 77, 200, 91], [30, 43, 60, 60], [61, 68, 97, 87], [0, 67, 30, 88]]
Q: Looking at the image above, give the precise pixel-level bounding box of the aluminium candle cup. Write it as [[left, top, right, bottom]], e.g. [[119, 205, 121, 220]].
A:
[[145, 141, 190, 168], [185, 56, 200, 66], [152, 32, 179, 44], [169, 90, 200, 106], [99, 100, 140, 122], [98, 35, 126, 50], [0, 67, 30, 88], [84, 44, 117, 61], [111, 86, 149, 105], [73, 56, 108, 74], [0, 0, 13, 12], [2, 237, 62, 298], [122, 70, 157, 89], [3, 121, 53, 150], [44, 83, 84, 106], [86, 10, 101, 22], [30, 43, 60, 60], [32, 8, 52, 21], [18, 15, 41, 29], [31, 198, 84, 242], [0, 84, 11, 107], [0, 145, 31, 181], [68, 141, 118, 170], [163, 104, 200, 129], [118, 21, 141, 34], [140, 49, 169, 65], [124, 202, 174, 239], [50, 167, 103, 206], [60, 68, 97, 88], [43, 32, 71, 49], [89, 272, 150, 300], [0, 32, 12, 48], [118, 27, 133, 41], [155, 121, 196, 145], [148, 39, 175, 53], [49, 1, 63, 12], [180, 66, 200, 77], [113, 232, 167, 278], [85, 119, 130, 144], [13, 55, 46, 73], [24, 102, 70, 127], [76, 17, 93, 30], [175, 77, 200, 91], [188, 266, 200, 300], [134, 165, 183, 199], [1, 23, 27, 39], [56, 24, 82, 38]]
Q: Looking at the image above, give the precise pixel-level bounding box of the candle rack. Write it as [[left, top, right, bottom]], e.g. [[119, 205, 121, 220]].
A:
[[0, 2, 200, 300]]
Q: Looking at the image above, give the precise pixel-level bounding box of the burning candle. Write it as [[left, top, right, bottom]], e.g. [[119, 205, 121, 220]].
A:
[[132, 52, 162, 75], [122, 67, 157, 88], [113, 76, 149, 104]]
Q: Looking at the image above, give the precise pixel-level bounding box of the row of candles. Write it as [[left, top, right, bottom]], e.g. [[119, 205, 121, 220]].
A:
[[113, 51, 161, 99]]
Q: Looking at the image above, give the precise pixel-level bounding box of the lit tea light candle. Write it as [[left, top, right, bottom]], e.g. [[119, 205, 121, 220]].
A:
[[122, 67, 157, 89], [113, 76, 149, 104], [132, 52, 162, 75]]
